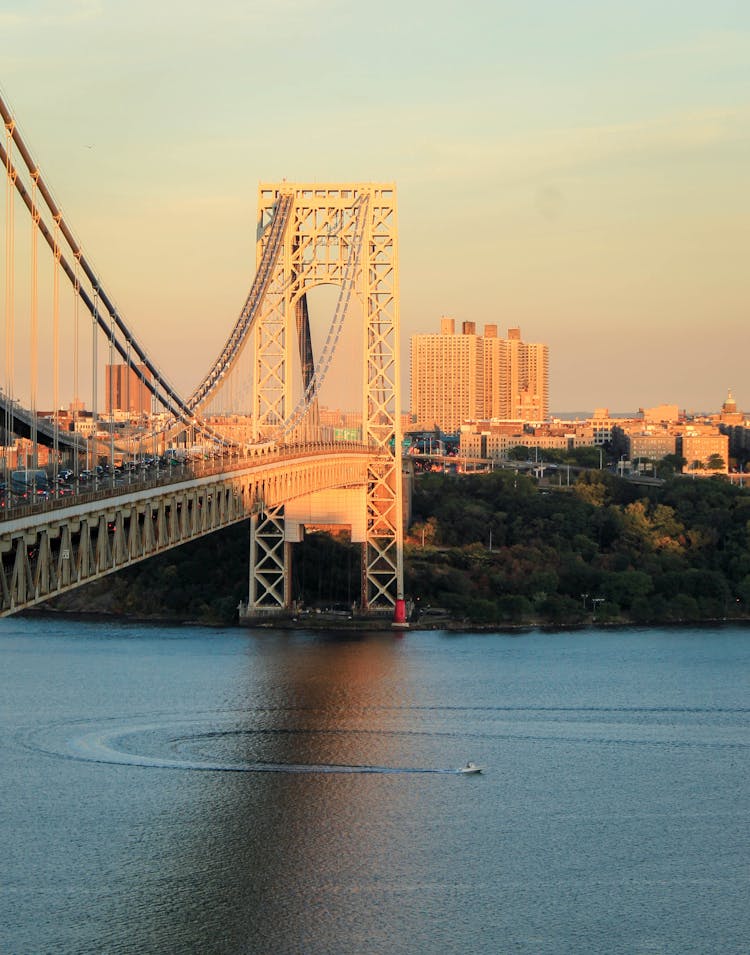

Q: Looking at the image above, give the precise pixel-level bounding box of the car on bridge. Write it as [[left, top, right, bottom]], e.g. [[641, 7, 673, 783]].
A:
[[11, 470, 49, 498]]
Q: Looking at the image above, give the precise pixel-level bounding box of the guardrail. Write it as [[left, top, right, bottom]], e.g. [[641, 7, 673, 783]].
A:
[[0, 441, 373, 522]]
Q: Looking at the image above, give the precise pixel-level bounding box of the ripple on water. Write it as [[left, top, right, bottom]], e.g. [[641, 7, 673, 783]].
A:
[[15, 704, 749, 779], [17, 714, 466, 774]]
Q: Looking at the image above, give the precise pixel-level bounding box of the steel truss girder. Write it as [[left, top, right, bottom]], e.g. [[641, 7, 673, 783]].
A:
[[254, 184, 404, 611], [0, 450, 370, 616]]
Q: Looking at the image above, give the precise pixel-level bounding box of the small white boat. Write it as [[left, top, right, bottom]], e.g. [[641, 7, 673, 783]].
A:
[[458, 761, 483, 775]]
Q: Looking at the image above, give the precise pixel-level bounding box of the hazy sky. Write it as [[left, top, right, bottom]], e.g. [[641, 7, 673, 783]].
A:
[[2, 0, 748, 413]]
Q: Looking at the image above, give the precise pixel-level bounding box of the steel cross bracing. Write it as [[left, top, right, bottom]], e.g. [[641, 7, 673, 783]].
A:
[[361, 190, 403, 609], [246, 184, 404, 612], [248, 504, 287, 609]]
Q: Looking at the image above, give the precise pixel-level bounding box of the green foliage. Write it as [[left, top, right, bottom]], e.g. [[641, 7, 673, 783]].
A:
[[405, 469, 750, 627], [506, 445, 531, 461], [566, 446, 605, 469], [657, 453, 687, 477]]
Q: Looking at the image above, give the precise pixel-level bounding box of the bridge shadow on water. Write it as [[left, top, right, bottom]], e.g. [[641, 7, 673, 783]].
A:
[[128, 632, 412, 955]]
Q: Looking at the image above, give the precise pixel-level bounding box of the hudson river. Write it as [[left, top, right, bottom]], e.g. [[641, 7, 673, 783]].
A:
[[2, 618, 748, 954]]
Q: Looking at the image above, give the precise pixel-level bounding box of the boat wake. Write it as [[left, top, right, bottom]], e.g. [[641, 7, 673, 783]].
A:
[[17, 715, 461, 776]]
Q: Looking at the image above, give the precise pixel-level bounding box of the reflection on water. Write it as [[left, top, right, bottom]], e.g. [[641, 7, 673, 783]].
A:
[[3, 621, 750, 955], [174, 635, 400, 954]]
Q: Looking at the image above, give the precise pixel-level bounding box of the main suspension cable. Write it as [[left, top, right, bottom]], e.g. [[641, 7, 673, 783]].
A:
[[0, 91, 225, 445]]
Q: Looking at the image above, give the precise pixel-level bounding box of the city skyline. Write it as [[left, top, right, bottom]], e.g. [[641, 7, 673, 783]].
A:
[[2, 1, 747, 413]]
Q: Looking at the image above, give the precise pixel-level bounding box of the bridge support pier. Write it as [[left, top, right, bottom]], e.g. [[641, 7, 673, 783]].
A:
[[248, 505, 291, 612]]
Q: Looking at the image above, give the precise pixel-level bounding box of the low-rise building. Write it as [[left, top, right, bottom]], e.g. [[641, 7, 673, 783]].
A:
[[640, 404, 681, 425], [460, 420, 595, 461], [629, 432, 678, 461], [681, 427, 729, 473]]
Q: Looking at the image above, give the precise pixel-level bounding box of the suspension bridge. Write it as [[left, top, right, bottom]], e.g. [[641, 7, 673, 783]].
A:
[[0, 92, 406, 623]]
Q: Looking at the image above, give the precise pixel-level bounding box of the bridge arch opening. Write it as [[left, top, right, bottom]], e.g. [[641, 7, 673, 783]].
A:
[[296, 282, 363, 426]]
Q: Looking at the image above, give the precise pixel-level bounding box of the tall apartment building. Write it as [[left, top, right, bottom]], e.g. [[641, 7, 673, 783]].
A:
[[105, 363, 153, 415], [411, 319, 548, 431], [410, 318, 484, 431], [517, 336, 549, 422]]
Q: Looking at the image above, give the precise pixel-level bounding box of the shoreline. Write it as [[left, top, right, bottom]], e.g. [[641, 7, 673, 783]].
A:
[[18, 605, 750, 635]]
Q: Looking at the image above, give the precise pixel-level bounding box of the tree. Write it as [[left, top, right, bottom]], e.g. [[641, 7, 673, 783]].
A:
[[707, 453, 725, 471], [607, 426, 630, 461], [497, 594, 533, 622], [573, 474, 608, 507], [407, 516, 438, 547], [600, 569, 652, 609], [659, 453, 687, 476], [507, 445, 530, 461], [566, 446, 604, 469]]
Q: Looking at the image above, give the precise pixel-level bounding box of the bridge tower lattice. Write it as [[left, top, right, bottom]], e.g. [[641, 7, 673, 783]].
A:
[[248, 183, 404, 615]]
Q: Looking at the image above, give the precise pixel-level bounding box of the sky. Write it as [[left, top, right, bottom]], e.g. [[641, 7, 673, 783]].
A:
[[2, 0, 748, 414]]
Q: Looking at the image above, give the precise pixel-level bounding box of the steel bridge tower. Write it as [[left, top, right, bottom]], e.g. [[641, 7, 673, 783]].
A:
[[246, 183, 405, 619], [0, 89, 406, 620]]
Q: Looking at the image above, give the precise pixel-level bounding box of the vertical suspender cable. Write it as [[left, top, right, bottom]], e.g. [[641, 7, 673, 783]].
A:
[[109, 314, 115, 480], [125, 339, 132, 423], [91, 289, 98, 476], [30, 172, 38, 466], [230, 357, 235, 417], [125, 339, 134, 473], [73, 254, 80, 477], [52, 213, 61, 487], [4, 120, 15, 474], [125, 340, 130, 461]]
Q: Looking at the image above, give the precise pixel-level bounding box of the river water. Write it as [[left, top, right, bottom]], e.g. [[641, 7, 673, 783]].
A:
[[2, 618, 748, 954]]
